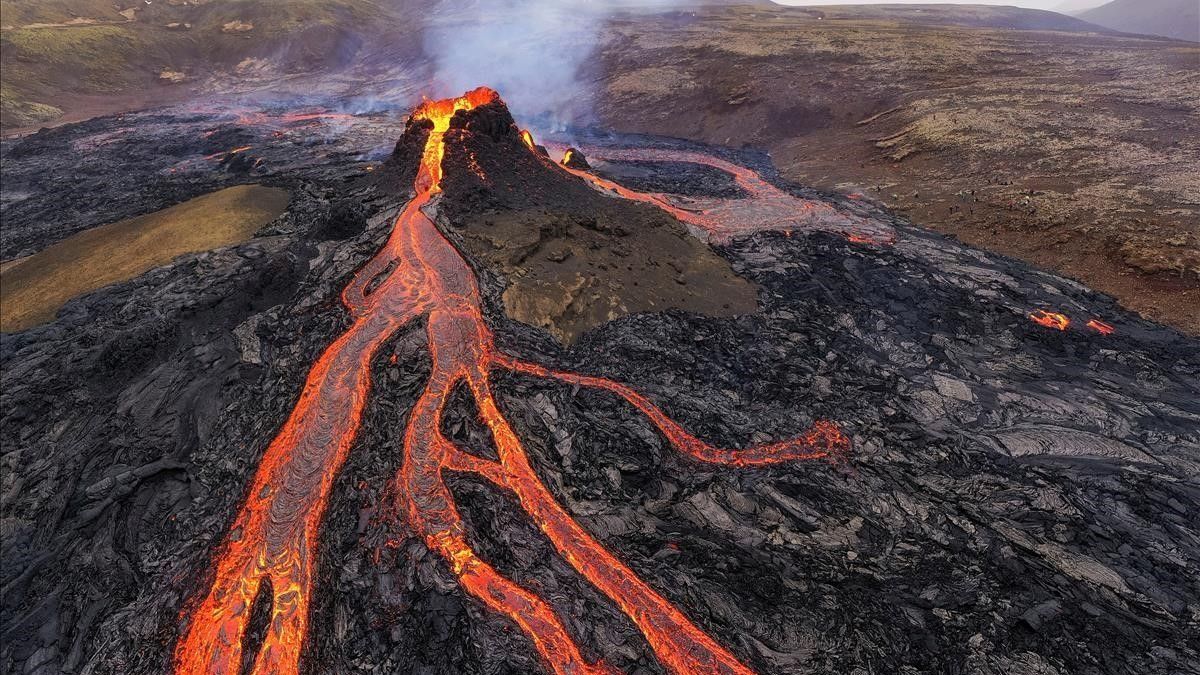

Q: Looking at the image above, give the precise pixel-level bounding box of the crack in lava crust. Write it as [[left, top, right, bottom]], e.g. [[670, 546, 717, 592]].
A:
[[174, 88, 850, 675]]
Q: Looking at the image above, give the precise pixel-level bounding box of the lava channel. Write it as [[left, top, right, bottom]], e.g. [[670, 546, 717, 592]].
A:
[[175, 87, 849, 675], [543, 141, 895, 245]]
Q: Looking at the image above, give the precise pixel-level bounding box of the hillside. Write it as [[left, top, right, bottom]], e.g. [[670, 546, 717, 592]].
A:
[[780, 3, 1115, 32], [1053, 0, 1108, 14], [1080, 0, 1200, 42], [0, 1, 1133, 131], [0, 0, 411, 128], [595, 4, 1200, 333]]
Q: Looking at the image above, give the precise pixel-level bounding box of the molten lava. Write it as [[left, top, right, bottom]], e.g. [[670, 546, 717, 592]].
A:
[[1030, 309, 1070, 331], [412, 86, 501, 193], [176, 87, 849, 675], [543, 142, 894, 245], [1087, 319, 1115, 335]]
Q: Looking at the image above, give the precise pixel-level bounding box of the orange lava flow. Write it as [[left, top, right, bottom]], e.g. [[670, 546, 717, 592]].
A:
[[176, 88, 848, 675], [1087, 319, 1115, 335], [1030, 309, 1070, 331], [540, 140, 894, 245]]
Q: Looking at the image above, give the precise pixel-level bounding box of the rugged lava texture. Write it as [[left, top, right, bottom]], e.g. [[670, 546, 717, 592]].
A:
[[4, 3, 1195, 332], [435, 95, 759, 344], [592, 5, 1200, 333], [1, 100, 1198, 675]]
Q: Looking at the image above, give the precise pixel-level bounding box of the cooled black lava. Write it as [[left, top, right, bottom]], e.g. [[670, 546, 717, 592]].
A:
[[1, 101, 1197, 675]]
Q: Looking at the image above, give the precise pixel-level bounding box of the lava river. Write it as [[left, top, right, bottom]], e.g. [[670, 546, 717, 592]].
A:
[[174, 87, 850, 675], [547, 143, 894, 245]]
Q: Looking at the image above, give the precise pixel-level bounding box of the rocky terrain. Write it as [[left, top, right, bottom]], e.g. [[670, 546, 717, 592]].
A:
[[590, 4, 1200, 334], [1, 90, 1198, 675], [0, 0, 425, 128], [0, 184, 289, 332], [2, 2, 1196, 337]]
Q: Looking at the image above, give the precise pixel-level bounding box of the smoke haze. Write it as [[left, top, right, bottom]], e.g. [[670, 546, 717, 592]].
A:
[[422, 0, 698, 124]]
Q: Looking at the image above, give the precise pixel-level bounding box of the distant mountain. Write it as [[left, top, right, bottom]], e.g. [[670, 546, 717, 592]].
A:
[[1053, 0, 1109, 15], [776, 4, 1116, 33], [1079, 0, 1199, 41]]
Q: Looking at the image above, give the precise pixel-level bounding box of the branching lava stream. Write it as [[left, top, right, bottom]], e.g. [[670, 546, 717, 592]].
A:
[[175, 87, 849, 675]]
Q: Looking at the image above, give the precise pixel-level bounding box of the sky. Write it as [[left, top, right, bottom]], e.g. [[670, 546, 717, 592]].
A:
[[773, 0, 1102, 10]]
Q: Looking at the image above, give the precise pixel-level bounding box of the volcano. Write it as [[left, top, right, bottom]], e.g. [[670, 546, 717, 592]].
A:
[[1, 89, 1198, 675], [176, 87, 850, 675]]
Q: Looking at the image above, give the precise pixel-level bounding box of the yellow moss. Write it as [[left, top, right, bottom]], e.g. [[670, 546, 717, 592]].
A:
[[0, 185, 290, 332]]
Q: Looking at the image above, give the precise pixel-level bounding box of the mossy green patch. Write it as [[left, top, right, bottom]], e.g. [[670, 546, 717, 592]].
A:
[[0, 0, 127, 27], [0, 185, 290, 332], [1, 25, 155, 93]]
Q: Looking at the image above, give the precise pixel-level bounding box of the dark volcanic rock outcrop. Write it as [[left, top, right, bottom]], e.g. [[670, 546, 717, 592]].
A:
[[0, 102, 1198, 675]]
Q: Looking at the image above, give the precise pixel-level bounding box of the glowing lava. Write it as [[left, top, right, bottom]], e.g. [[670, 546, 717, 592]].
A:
[[176, 88, 849, 675], [1030, 309, 1070, 331], [1087, 319, 1115, 335], [537, 139, 894, 245]]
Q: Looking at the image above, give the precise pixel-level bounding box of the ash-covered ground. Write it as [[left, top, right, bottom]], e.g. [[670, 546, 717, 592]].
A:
[[1, 102, 1198, 675]]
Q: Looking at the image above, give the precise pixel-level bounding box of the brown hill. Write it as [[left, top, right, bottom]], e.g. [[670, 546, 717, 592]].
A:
[[595, 4, 1200, 332], [1080, 0, 1200, 42], [778, 3, 1116, 32], [0, 0, 418, 127]]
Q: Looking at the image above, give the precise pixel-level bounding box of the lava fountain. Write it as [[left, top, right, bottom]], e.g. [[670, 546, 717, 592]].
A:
[[174, 87, 850, 675]]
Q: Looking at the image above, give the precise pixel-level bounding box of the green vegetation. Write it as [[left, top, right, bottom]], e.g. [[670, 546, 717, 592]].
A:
[[0, 0, 396, 129], [2, 25, 149, 87], [0, 0, 127, 27], [0, 82, 62, 127], [0, 23, 160, 126]]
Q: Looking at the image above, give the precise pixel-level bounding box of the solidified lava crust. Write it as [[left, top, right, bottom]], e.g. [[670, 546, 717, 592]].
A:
[[173, 88, 846, 675], [1, 90, 1198, 675]]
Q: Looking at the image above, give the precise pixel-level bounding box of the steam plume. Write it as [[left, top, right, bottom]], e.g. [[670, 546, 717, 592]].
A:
[[422, 0, 697, 125]]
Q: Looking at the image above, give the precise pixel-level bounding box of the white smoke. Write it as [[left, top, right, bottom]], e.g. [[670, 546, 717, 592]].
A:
[[422, 0, 697, 126]]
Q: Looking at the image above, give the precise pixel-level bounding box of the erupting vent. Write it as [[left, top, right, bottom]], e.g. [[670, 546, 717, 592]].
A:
[[174, 88, 849, 675]]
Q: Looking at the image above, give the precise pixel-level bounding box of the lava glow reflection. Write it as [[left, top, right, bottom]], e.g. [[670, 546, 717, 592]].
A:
[[176, 88, 849, 675], [1030, 309, 1070, 331]]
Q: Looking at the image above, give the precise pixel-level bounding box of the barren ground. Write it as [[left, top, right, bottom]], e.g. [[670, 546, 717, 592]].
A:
[[591, 5, 1200, 333], [1, 2, 1197, 333]]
